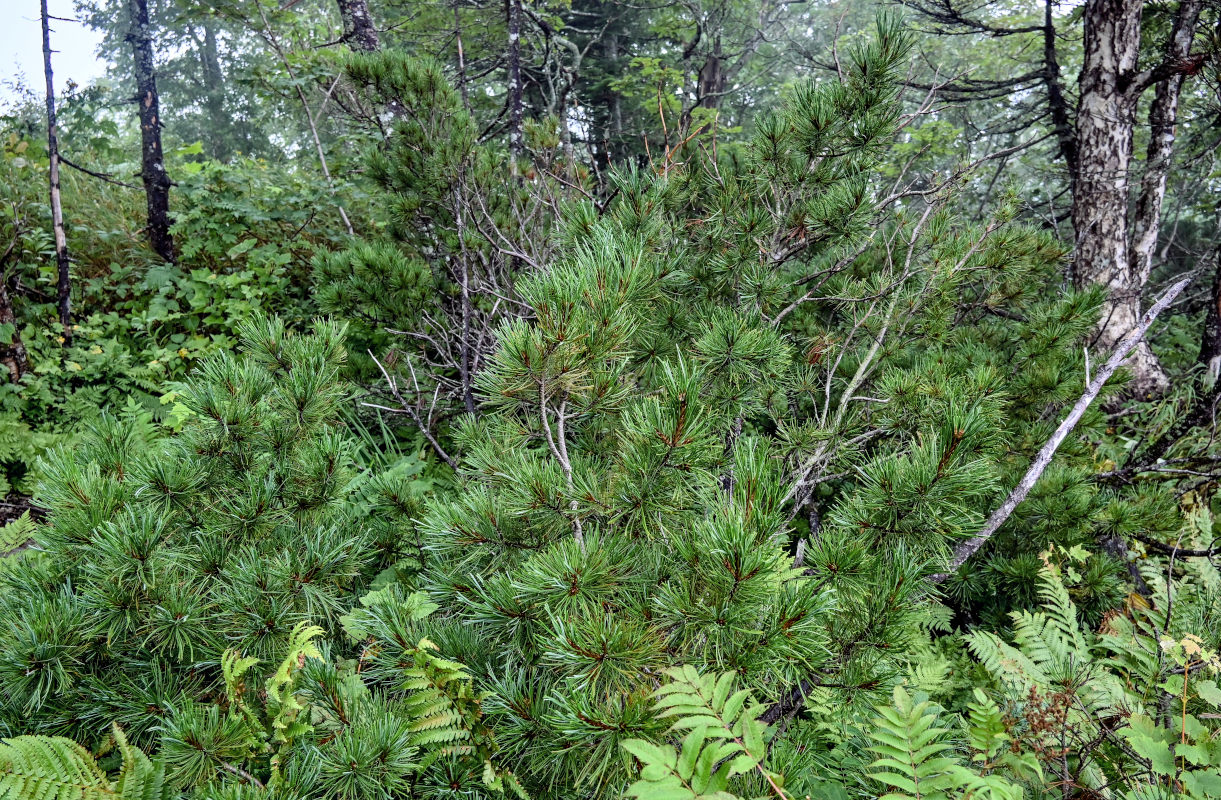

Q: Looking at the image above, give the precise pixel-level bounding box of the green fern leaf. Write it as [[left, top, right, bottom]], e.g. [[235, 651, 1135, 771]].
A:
[[0, 734, 110, 800]]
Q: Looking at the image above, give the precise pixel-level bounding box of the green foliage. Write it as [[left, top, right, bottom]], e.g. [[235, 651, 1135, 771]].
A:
[[621, 667, 778, 800], [0, 417, 56, 497], [866, 687, 1028, 800], [0, 724, 168, 800], [3, 6, 1219, 800], [964, 559, 1221, 798], [0, 512, 35, 555], [0, 125, 351, 461], [0, 318, 426, 749]]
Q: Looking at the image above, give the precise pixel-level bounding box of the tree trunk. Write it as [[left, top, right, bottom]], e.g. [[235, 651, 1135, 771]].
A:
[[199, 21, 231, 162], [696, 37, 725, 111], [1042, 0, 1076, 178], [453, 0, 470, 111], [40, 0, 71, 342], [1070, 0, 1164, 395], [0, 281, 29, 383], [126, 0, 175, 263], [336, 0, 380, 52], [607, 31, 622, 139], [1128, 0, 1202, 290], [506, 0, 524, 170]]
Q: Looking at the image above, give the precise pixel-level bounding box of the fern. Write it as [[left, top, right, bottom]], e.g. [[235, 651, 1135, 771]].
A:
[[964, 689, 1041, 786], [0, 511, 35, 556], [264, 622, 325, 745], [963, 689, 1008, 766], [866, 686, 970, 800], [0, 735, 108, 800], [967, 565, 1123, 715], [401, 638, 526, 797], [110, 726, 171, 800], [621, 666, 784, 800], [0, 724, 168, 800], [0, 415, 56, 497]]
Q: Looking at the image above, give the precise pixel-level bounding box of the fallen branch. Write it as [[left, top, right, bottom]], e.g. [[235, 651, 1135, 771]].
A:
[[1130, 530, 1218, 559], [933, 277, 1191, 582]]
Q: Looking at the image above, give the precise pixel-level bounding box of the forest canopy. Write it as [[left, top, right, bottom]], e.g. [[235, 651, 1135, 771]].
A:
[[0, 0, 1220, 799]]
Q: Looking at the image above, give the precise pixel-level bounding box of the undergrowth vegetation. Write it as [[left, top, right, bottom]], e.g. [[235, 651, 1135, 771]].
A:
[[0, 6, 1218, 800]]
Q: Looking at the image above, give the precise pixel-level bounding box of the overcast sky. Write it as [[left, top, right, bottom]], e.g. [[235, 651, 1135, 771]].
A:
[[1, 0, 107, 106]]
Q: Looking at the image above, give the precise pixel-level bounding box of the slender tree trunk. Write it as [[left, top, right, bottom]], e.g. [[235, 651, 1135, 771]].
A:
[[199, 21, 231, 162], [1070, 0, 1164, 395], [453, 0, 470, 111], [254, 3, 354, 236], [40, 0, 71, 342], [126, 0, 175, 263], [1128, 0, 1202, 288], [453, 188, 476, 416], [607, 31, 623, 170], [336, 0, 379, 52], [506, 0, 524, 170], [1042, 0, 1076, 180], [0, 281, 29, 383]]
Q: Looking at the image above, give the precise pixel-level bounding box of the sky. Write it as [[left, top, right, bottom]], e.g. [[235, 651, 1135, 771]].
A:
[[0, 0, 107, 105]]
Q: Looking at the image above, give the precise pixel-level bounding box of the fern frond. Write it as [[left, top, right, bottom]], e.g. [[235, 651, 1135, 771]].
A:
[[966, 630, 1047, 686], [622, 667, 778, 800], [110, 725, 171, 800], [0, 735, 109, 800], [0, 512, 36, 556], [400, 638, 520, 794], [0, 724, 168, 800], [866, 687, 972, 800]]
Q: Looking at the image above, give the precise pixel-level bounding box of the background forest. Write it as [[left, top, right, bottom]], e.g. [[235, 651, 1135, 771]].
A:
[[0, 0, 1220, 798]]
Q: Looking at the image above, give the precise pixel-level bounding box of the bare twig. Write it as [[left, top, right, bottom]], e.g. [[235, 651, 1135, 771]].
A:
[[364, 350, 458, 469], [218, 761, 265, 789]]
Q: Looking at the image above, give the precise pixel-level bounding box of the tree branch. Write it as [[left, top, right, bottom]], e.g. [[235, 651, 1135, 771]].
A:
[[933, 277, 1191, 582]]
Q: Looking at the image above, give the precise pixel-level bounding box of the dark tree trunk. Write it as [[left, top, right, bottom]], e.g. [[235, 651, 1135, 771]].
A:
[[506, 0, 524, 169], [696, 37, 725, 111], [1042, 0, 1076, 179], [1070, 0, 1163, 394], [40, 0, 71, 342], [200, 21, 230, 162], [336, 0, 380, 52], [0, 281, 29, 383], [126, 0, 175, 263], [453, 0, 469, 111]]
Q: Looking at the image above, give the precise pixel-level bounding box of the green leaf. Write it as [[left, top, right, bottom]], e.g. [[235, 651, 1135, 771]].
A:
[[1196, 680, 1221, 708], [227, 239, 256, 258], [1121, 726, 1176, 776]]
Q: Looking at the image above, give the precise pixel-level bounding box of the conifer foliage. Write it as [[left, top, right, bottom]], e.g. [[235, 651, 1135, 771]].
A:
[[0, 11, 1219, 800], [0, 318, 383, 740], [393, 17, 1157, 796], [0, 320, 522, 797]]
